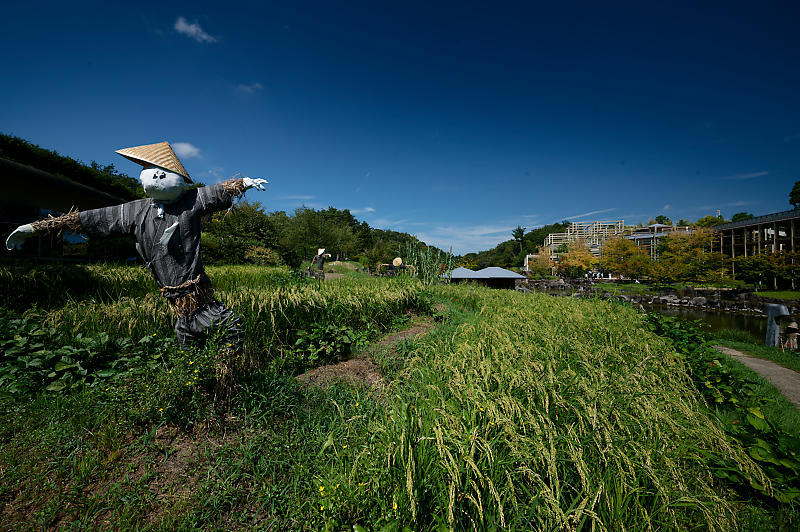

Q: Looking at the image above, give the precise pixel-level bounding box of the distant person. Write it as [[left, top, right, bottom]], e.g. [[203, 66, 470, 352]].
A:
[[311, 248, 331, 281]]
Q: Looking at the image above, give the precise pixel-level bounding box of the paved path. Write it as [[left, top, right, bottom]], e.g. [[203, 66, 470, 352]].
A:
[[713, 345, 800, 409]]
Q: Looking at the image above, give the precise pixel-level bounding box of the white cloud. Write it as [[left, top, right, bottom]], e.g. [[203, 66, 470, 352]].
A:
[[413, 224, 517, 255], [662, 204, 671, 211], [369, 217, 409, 228], [561, 207, 616, 220], [784, 133, 800, 143], [237, 82, 264, 94], [727, 200, 757, 207], [280, 195, 316, 201], [350, 207, 376, 215], [174, 17, 217, 43], [172, 142, 201, 159], [723, 171, 768, 180]]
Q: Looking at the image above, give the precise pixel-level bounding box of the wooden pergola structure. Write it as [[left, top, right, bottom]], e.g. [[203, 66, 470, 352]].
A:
[[714, 209, 799, 257], [714, 209, 800, 284]]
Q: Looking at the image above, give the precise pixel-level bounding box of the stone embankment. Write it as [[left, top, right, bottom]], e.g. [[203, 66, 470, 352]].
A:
[[525, 279, 798, 315]]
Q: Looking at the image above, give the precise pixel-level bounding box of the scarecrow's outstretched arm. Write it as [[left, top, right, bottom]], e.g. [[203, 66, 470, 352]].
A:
[[5, 209, 83, 251], [197, 177, 268, 215], [5, 202, 141, 251]]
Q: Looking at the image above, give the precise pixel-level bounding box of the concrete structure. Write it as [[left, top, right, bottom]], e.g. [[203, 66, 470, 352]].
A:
[[544, 220, 626, 257], [714, 209, 800, 258], [626, 224, 692, 259]]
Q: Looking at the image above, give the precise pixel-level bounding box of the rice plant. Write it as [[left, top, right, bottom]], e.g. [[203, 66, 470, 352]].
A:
[[318, 285, 766, 530]]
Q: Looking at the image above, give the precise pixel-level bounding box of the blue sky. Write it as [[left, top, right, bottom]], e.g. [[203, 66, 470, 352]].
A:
[[1, 1, 798, 253]]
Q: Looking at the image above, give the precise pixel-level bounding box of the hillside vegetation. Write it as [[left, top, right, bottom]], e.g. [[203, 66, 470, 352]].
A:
[[0, 133, 144, 201]]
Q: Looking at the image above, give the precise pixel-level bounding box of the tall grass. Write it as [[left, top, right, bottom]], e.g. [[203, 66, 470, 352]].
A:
[[401, 241, 453, 285], [0, 263, 297, 309], [321, 286, 764, 530], [41, 273, 424, 365]]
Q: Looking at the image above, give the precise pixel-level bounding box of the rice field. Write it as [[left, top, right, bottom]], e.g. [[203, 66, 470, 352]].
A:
[[0, 265, 794, 529]]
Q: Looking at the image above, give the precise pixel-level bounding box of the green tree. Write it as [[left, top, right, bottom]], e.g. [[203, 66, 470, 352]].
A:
[[557, 241, 597, 279], [695, 214, 727, 228], [736, 255, 772, 290], [598, 237, 650, 279], [202, 201, 278, 265], [512, 226, 526, 254], [791, 181, 800, 208], [677, 218, 691, 226], [731, 212, 754, 222], [526, 247, 553, 278], [650, 228, 728, 284], [654, 215, 672, 225]]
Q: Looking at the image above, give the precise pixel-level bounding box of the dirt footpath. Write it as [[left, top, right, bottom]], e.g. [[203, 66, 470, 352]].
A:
[[297, 319, 432, 389], [713, 345, 800, 409]]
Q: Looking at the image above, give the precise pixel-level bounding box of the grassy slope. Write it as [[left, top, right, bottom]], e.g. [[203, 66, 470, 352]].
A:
[[0, 270, 795, 529], [755, 290, 800, 300]]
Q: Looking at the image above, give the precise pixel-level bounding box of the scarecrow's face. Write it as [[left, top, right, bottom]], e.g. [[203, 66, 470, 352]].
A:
[[140, 166, 186, 202]]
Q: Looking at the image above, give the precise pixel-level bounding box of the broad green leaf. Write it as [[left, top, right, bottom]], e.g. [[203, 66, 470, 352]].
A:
[[54, 361, 76, 372], [746, 413, 770, 432], [46, 380, 67, 392]]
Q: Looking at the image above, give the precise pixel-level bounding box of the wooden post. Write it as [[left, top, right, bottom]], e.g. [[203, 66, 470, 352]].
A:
[[757, 225, 761, 254], [774, 222, 778, 253], [731, 229, 735, 278], [773, 223, 779, 289], [743, 228, 747, 257], [792, 219, 796, 289]]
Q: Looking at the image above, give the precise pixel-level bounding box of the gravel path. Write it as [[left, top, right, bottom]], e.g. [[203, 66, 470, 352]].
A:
[[713, 345, 800, 409]]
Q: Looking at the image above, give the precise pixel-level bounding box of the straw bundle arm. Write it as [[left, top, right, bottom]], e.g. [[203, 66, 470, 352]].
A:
[[221, 178, 247, 198], [30, 207, 83, 235]]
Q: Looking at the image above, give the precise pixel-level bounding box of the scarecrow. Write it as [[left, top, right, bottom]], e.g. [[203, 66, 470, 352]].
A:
[[390, 257, 405, 275], [310, 248, 331, 280], [785, 321, 799, 350], [5, 141, 267, 348]]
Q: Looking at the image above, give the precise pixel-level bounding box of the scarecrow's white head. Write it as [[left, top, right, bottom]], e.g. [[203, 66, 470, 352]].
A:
[[140, 166, 186, 202], [115, 141, 193, 203]]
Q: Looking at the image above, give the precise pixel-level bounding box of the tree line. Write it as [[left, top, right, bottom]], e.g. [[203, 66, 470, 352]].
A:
[[553, 231, 798, 289], [202, 201, 440, 268]]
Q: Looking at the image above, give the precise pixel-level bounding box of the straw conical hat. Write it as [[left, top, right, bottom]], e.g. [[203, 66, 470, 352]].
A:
[[116, 142, 192, 183], [392, 257, 403, 267], [318, 248, 325, 255]]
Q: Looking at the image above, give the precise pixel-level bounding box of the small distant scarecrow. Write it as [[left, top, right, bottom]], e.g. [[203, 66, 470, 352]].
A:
[[785, 321, 799, 350], [390, 257, 405, 275], [311, 248, 331, 281], [5, 142, 267, 348]]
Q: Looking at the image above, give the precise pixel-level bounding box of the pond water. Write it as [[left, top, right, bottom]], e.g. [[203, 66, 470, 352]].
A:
[[642, 303, 767, 340], [536, 288, 768, 340]]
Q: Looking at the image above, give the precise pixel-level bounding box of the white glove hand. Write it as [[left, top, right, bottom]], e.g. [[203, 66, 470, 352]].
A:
[[6, 224, 35, 251], [243, 178, 268, 191]]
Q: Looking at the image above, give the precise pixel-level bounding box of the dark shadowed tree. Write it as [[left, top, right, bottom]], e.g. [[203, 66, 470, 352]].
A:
[[731, 212, 754, 222], [791, 181, 800, 208], [695, 214, 727, 228]]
